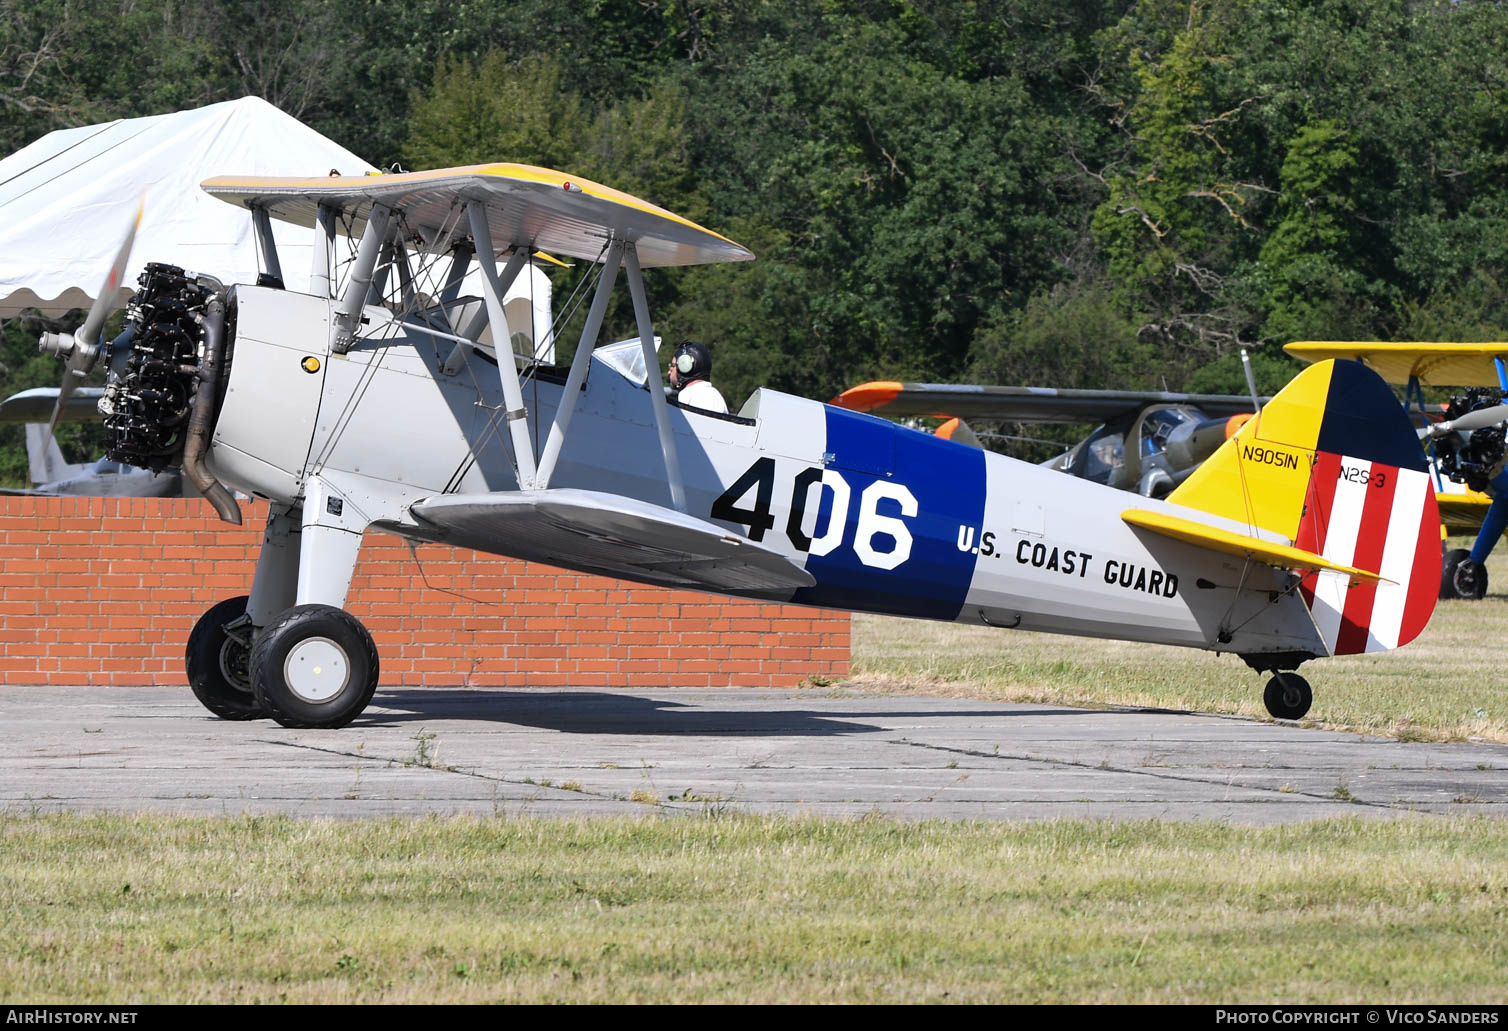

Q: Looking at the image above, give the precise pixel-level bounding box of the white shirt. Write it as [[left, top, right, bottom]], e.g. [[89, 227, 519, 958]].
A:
[[677, 379, 728, 414]]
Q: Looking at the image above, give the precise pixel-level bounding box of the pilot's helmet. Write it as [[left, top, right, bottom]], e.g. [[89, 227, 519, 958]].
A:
[[672, 340, 712, 383]]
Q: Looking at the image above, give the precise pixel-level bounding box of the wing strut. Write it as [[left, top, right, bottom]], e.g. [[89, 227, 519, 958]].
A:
[[251, 205, 284, 285], [310, 202, 338, 298], [333, 203, 390, 352], [466, 200, 538, 490], [625, 243, 686, 512], [534, 239, 625, 490]]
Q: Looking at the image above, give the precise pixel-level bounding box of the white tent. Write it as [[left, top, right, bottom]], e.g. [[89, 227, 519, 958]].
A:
[[0, 96, 554, 359]]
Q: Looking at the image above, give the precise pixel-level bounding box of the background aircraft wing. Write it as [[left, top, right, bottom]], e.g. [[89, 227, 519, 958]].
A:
[[1286, 341, 1508, 386], [1437, 491, 1493, 536], [410, 488, 815, 598], [202, 163, 752, 268], [829, 382, 1265, 422], [0, 387, 105, 423]]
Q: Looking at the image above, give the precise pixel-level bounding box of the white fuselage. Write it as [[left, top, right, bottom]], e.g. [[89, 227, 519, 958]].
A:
[[207, 287, 1324, 659]]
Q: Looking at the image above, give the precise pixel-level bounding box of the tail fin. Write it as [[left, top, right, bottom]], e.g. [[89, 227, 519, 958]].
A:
[[1169, 359, 1440, 655], [24, 423, 86, 487]]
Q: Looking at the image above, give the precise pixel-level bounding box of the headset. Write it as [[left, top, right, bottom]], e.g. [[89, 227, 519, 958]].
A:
[[672, 340, 712, 383]]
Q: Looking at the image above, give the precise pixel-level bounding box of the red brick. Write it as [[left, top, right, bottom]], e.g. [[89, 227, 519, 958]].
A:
[[0, 496, 850, 687]]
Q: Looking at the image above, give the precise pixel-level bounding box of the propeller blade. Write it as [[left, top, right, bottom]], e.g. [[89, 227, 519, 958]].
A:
[[40, 197, 143, 451], [1425, 403, 1508, 438], [77, 197, 144, 348], [43, 347, 93, 444]]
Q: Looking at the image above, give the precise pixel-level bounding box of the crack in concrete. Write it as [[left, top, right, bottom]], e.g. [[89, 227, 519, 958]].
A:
[[256, 737, 701, 814], [887, 737, 1426, 814]]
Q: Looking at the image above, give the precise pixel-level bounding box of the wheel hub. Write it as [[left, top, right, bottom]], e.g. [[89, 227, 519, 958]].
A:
[[218, 638, 252, 694], [1455, 563, 1481, 594], [282, 636, 350, 702]]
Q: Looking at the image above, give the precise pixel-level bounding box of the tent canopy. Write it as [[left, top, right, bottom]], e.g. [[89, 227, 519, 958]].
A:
[[0, 96, 554, 358], [0, 96, 372, 317]]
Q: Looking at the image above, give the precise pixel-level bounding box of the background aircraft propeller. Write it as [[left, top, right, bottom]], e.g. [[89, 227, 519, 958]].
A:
[[1420, 402, 1508, 439]]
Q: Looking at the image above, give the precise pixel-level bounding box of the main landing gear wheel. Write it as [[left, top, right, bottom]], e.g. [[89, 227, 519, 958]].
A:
[[1440, 548, 1488, 600], [186, 595, 262, 721], [1263, 672, 1312, 721], [250, 604, 380, 729]]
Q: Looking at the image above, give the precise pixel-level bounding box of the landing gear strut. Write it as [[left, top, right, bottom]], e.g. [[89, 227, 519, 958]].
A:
[[184, 492, 382, 728], [1263, 672, 1312, 721]]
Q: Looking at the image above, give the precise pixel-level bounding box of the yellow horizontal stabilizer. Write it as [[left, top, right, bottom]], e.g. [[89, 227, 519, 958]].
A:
[[1285, 341, 1508, 387], [1122, 508, 1386, 585]]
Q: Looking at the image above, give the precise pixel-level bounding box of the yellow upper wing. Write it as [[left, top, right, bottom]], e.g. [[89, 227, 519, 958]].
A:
[[202, 163, 752, 269], [1285, 341, 1508, 387]]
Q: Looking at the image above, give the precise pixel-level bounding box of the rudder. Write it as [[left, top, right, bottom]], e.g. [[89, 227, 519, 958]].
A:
[[1169, 359, 1439, 654]]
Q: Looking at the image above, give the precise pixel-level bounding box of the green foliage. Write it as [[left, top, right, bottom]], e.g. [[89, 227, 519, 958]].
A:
[[11, 0, 1508, 466], [1183, 347, 1301, 398], [405, 53, 589, 173], [1397, 272, 1508, 345], [1257, 121, 1389, 343], [968, 283, 1155, 390], [1089, 0, 1268, 360]]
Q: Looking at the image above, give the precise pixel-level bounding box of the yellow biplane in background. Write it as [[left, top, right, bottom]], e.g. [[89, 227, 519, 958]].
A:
[[1287, 341, 1508, 599]]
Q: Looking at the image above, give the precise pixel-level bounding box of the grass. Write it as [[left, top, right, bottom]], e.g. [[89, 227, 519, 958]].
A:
[[2, 811, 1506, 1004], [850, 538, 1508, 743]]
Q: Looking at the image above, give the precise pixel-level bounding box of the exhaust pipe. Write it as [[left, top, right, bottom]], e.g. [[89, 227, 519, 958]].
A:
[[183, 296, 242, 525]]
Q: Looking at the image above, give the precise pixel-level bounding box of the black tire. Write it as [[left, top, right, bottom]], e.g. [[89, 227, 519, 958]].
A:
[[250, 604, 379, 729], [1440, 548, 1488, 600], [185, 595, 263, 721], [1263, 672, 1313, 721]]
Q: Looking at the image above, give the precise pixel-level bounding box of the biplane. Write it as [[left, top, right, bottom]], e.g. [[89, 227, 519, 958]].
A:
[[1286, 341, 1508, 599], [35, 163, 1442, 728], [830, 382, 1265, 499]]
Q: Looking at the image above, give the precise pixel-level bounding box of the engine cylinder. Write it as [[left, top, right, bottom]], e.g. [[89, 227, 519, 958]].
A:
[[100, 263, 218, 472]]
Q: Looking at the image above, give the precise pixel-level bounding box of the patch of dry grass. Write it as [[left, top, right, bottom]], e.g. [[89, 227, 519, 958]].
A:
[[2, 812, 1505, 1003], [850, 539, 1508, 742]]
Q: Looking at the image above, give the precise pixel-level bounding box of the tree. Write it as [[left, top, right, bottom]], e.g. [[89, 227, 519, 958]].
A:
[[1088, 0, 1270, 366]]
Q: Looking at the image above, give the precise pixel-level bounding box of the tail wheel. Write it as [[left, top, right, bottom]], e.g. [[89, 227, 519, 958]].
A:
[[1441, 548, 1488, 600], [1263, 672, 1312, 721], [185, 595, 263, 721], [250, 604, 379, 729]]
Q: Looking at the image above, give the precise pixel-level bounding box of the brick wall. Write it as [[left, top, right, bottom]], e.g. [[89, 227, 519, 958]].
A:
[[0, 496, 850, 687]]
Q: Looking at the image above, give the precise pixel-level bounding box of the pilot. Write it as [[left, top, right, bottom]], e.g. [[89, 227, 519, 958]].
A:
[[669, 340, 728, 414]]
